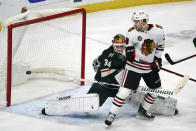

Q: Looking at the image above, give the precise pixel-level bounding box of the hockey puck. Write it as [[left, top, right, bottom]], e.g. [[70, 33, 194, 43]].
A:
[[26, 71, 31, 74], [41, 108, 47, 115], [193, 37, 196, 48], [174, 108, 178, 115]]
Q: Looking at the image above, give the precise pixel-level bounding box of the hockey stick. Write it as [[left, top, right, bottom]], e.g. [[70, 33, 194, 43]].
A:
[[138, 74, 190, 97], [139, 60, 196, 82], [26, 67, 191, 96], [173, 74, 190, 94], [165, 53, 196, 65], [57, 75, 189, 100], [161, 67, 196, 82], [165, 37, 196, 65], [80, 76, 189, 97]]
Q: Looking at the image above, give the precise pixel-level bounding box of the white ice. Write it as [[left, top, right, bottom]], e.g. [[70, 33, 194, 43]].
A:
[[0, 1, 196, 131]]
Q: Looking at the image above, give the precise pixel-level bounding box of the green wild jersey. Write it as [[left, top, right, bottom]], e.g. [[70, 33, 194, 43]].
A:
[[95, 46, 126, 85]]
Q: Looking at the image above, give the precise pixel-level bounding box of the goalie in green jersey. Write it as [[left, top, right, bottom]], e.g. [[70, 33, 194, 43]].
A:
[[87, 34, 127, 106], [41, 34, 127, 115]]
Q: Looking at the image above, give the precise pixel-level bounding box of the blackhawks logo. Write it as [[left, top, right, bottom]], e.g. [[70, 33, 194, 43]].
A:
[[141, 39, 156, 56]]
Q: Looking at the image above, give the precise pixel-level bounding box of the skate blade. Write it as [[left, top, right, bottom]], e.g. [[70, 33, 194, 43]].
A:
[[105, 124, 111, 129]]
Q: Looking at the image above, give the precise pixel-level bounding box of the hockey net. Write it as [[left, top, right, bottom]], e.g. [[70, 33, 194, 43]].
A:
[[0, 8, 86, 106]]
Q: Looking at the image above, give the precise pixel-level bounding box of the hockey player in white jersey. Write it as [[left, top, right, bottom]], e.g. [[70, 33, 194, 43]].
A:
[[105, 10, 166, 126]]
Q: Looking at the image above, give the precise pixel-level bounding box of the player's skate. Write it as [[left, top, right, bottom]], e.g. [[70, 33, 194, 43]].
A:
[[105, 112, 116, 127], [136, 105, 155, 120]]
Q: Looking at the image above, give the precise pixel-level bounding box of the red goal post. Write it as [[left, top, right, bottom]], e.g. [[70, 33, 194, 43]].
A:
[[0, 8, 86, 107]]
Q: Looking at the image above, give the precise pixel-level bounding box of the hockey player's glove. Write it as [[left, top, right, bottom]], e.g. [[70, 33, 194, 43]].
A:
[[125, 38, 129, 45], [151, 56, 162, 72], [92, 57, 100, 72], [126, 46, 135, 62]]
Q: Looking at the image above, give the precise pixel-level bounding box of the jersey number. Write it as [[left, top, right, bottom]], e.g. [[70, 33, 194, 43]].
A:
[[104, 59, 111, 67]]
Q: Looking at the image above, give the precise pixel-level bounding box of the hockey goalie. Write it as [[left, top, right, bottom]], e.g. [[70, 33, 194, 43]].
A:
[[42, 90, 180, 116], [41, 34, 189, 117]]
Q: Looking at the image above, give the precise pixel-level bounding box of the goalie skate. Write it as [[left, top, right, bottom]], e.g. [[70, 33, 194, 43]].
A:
[[44, 93, 99, 115]]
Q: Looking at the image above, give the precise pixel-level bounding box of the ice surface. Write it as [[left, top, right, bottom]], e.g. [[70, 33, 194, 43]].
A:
[[0, 1, 196, 131]]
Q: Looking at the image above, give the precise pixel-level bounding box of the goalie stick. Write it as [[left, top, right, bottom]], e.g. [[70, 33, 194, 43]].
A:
[[138, 74, 189, 97], [25, 67, 190, 96], [165, 53, 196, 65], [56, 75, 189, 98]]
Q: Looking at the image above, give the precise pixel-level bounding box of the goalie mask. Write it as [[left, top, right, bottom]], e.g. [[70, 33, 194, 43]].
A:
[[112, 34, 126, 53]]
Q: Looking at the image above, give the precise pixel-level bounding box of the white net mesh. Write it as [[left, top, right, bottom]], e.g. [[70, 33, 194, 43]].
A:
[[0, 63, 7, 106], [0, 8, 85, 106]]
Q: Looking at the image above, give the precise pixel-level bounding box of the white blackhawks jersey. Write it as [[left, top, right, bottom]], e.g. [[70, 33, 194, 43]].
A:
[[126, 24, 165, 73]]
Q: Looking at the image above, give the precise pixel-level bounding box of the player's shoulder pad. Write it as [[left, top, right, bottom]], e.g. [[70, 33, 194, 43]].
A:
[[103, 46, 113, 54], [156, 24, 163, 29], [128, 27, 135, 32]]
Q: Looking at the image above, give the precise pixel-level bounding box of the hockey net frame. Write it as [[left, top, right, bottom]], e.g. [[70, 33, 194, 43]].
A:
[[1, 8, 86, 107]]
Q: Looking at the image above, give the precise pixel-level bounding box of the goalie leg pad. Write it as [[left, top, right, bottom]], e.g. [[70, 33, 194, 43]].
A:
[[149, 96, 177, 116], [127, 92, 178, 116], [45, 93, 99, 115]]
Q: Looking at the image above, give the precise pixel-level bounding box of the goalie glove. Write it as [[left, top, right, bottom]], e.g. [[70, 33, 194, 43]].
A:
[[126, 46, 135, 62], [151, 56, 162, 72], [92, 57, 100, 72]]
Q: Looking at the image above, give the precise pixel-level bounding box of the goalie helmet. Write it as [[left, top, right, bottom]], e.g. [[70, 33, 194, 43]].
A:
[[131, 10, 149, 23], [112, 34, 126, 53]]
